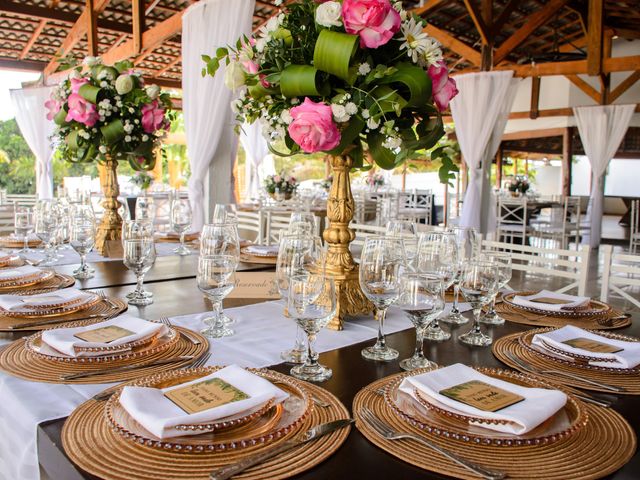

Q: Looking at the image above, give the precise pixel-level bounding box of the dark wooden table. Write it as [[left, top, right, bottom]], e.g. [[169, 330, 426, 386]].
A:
[[29, 277, 639, 480]]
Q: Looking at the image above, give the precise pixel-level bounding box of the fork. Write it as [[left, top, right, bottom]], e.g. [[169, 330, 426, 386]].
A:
[[159, 316, 202, 345], [97, 290, 120, 311], [360, 407, 506, 480]]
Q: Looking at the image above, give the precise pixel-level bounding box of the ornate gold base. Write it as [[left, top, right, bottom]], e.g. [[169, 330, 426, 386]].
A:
[[326, 266, 373, 330], [95, 156, 123, 256], [95, 219, 123, 256]]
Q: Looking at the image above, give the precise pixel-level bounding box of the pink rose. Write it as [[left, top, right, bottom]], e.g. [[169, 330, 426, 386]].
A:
[[342, 0, 401, 49], [288, 98, 341, 153], [65, 93, 99, 127], [70, 77, 89, 94], [45, 98, 61, 121], [141, 100, 167, 133], [274, 175, 282, 183], [243, 60, 259, 74], [428, 61, 459, 112]]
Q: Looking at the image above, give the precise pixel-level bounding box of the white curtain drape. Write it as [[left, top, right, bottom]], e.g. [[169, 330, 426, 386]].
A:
[[9, 87, 55, 199], [182, 0, 255, 230], [239, 122, 270, 200], [573, 104, 635, 247], [449, 71, 514, 232]]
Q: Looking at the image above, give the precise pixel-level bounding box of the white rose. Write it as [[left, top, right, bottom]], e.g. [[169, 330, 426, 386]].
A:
[[115, 74, 134, 95], [316, 2, 342, 28], [224, 62, 246, 90], [146, 84, 160, 99], [82, 56, 100, 67], [280, 109, 293, 125]]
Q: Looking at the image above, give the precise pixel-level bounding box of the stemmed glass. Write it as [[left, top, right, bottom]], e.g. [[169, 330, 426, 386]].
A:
[[69, 207, 95, 279], [386, 220, 418, 268], [289, 211, 316, 235], [480, 251, 512, 325], [359, 236, 404, 361], [287, 274, 336, 382], [212, 204, 238, 224], [14, 207, 34, 254], [170, 197, 192, 256], [123, 220, 157, 306], [414, 231, 458, 341], [396, 273, 445, 371], [34, 200, 58, 265], [135, 195, 156, 223], [442, 226, 478, 324], [198, 222, 240, 337], [458, 261, 500, 346]]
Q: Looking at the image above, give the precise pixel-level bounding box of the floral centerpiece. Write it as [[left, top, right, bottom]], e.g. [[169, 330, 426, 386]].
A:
[[364, 172, 386, 189], [264, 172, 298, 199], [505, 175, 530, 196], [46, 56, 174, 253], [131, 171, 154, 192]]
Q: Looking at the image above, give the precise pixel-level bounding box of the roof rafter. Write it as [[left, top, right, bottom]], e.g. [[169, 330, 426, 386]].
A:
[[609, 70, 640, 103], [424, 24, 482, 67], [565, 74, 601, 102], [462, 0, 491, 45], [19, 20, 47, 60]]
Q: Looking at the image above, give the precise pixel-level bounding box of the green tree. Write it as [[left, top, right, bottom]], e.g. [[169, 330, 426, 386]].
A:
[[0, 118, 36, 194]]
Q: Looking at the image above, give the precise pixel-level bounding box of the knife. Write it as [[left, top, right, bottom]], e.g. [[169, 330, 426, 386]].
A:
[[209, 418, 354, 480], [59, 355, 194, 381]]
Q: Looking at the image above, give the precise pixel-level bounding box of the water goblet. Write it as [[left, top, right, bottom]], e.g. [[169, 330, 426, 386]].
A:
[[69, 213, 95, 279], [135, 195, 156, 222], [386, 220, 418, 268], [197, 254, 238, 338], [123, 220, 156, 306], [458, 261, 500, 347], [441, 226, 478, 325], [34, 200, 58, 265], [170, 197, 192, 256], [14, 207, 34, 254], [480, 251, 512, 325]]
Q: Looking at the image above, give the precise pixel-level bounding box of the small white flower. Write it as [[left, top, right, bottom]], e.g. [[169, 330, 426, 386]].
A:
[[275, 0, 283, 5], [83, 56, 100, 67], [142, 134, 149, 142], [124, 123, 134, 134], [265, 16, 280, 33], [345, 102, 358, 115], [366, 117, 380, 130], [280, 109, 293, 124], [98, 110, 105, 117], [400, 18, 442, 66], [128, 107, 135, 113], [100, 81, 108, 87], [117, 101, 123, 108], [125, 135, 132, 142], [255, 37, 267, 53], [382, 135, 402, 151], [105, 110, 111, 117], [134, 119, 139, 124], [99, 145, 107, 154], [291, 97, 300, 105], [70, 70, 82, 80], [146, 84, 160, 99], [99, 116, 105, 122], [358, 63, 371, 76], [315, 1, 342, 28], [331, 104, 350, 122], [362, 109, 370, 119]]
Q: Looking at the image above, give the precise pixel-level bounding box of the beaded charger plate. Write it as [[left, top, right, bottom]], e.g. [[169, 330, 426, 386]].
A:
[[0, 254, 23, 268], [354, 373, 636, 479], [0, 273, 76, 296], [0, 291, 102, 318], [382, 367, 587, 447], [503, 291, 611, 318], [0, 236, 41, 249], [239, 253, 277, 265], [62, 369, 351, 480], [0, 326, 208, 384], [0, 268, 54, 289], [493, 331, 640, 395]]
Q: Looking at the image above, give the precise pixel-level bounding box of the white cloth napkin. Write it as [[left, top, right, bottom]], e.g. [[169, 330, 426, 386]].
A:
[[244, 245, 279, 256], [0, 288, 92, 311], [119, 364, 289, 439], [398, 363, 567, 435], [512, 290, 590, 312], [41, 315, 167, 358], [0, 265, 42, 281], [532, 325, 640, 369]]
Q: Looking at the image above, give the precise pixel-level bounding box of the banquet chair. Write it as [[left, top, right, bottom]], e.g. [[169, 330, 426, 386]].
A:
[[399, 189, 433, 225], [5, 194, 37, 208], [601, 245, 640, 309], [496, 197, 530, 244], [237, 210, 264, 245], [353, 190, 376, 224], [481, 239, 590, 296], [630, 200, 640, 253], [531, 196, 581, 250], [374, 192, 400, 226], [265, 212, 293, 245], [349, 222, 387, 259], [0, 203, 15, 235]]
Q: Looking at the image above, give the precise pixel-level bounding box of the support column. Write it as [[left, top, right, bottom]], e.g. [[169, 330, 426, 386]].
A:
[[562, 127, 573, 196], [496, 146, 503, 188]]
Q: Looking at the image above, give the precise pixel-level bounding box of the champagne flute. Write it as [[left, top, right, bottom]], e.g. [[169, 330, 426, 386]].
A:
[[170, 197, 192, 255], [442, 226, 478, 324], [69, 209, 95, 279], [359, 236, 404, 361], [396, 273, 445, 371], [197, 254, 238, 338], [458, 260, 499, 346], [14, 207, 34, 254], [123, 220, 156, 306], [480, 251, 512, 325], [414, 231, 458, 341], [386, 220, 418, 268], [287, 274, 336, 382]]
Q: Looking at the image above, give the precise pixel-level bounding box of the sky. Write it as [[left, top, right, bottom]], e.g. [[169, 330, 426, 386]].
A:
[[0, 70, 42, 121]]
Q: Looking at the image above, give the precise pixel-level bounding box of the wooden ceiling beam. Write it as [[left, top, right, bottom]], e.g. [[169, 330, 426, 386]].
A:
[[507, 104, 640, 119], [155, 56, 181, 77], [86, 0, 98, 57], [530, 76, 541, 119], [565, 74, 601, 103], [586, 0, 603, 75], [609, 70, 640, 103], [424, 24, 482, 67], [463, 0, 491, 45], [132, 0, 145, 54], [19, 20, 47, 60], [412, 0, 448, 16], [488, 55, 640, 77], [494, 0, 571, 64], [502, 127, 567, 141], [490, 0, 520, 38]]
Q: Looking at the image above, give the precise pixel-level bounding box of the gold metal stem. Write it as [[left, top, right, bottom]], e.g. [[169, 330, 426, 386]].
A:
[[95, 156, 123, 255]]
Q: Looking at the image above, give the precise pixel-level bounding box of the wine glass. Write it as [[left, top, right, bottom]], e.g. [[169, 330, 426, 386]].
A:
[[395, 273, 445, 371], [442, 226, 478, 324], [69, 208, 95, 279], [287, 274, 336, 382], [123, 220, 156, 306], [480, 251, 512, 325], [458, 260, 499, 346], [414, 231, 458, 341], [197, 254, 238, 338], [170, 197, 192, 256], [34, 200, 58, 265], [359, 236, 404, 361], [212, 204, 238, 224], [386, 220, 418, 268], [14, 207, 34, 254], [289, 211, 316, 235], [276, 233, 324, 363], [135, 195, 156, 223]]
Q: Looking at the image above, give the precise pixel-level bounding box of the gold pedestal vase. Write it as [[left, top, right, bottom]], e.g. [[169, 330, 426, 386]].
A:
[[323, 154, 373, 330], [95, 156, 123, 256]]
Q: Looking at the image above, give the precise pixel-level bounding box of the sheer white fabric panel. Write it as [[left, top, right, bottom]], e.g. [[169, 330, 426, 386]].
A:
[[573, 104, 634, 247], [9, 87, 55, 199], [182, 0, 255, 230], [449, 71, 514, 231], [239, 122, 270, 200]]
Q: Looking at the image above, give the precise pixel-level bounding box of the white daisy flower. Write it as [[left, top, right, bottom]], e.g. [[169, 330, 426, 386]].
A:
[[400, 18, 436, 64], [382, 135, 402, 151]]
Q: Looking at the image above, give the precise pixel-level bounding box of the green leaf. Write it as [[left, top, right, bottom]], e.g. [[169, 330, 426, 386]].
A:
[[378, 62, 431, 108], [78, 84, 102, 104], [313, 30, 358, 83], [216, 47, 228, 59], [327, 117, 365, 155], [367, 132, 396, 170], [201, 54, 212, 63], [100, 119, 125, 145], [280, 65, 329, 97]]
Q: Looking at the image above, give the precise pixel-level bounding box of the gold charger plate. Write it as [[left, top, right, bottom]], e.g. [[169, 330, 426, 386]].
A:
[[240, 253, 277, 265], [0, 326, 208, 383], [62, 370, 350, 480], [382, 367, 587, 447], [0, 268, 54, 289], [503, 291, 611, 318], [0, 272, 75, 296], [493, 330, 640, 395], [0, 255, 24, 268], [0, 237, 42, 248], [106, 368, 312, 452], [354, 372, 636, 479], [0, 291, 102, 318], [240, 246, 278, 258]]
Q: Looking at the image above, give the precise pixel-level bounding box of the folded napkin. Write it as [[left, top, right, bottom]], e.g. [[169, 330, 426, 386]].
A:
[[41, 315, 167, 358], [0, 265, 42, 281], [532, 325, 640, 369], [119, 364, 289, 439], [0, 249, 14, 261], [398, 363, 567, 435], [0, 288, 92, 311], [512, 290, 590, 312], [157, 231, 200, 241], [244, 245, 279, 256]]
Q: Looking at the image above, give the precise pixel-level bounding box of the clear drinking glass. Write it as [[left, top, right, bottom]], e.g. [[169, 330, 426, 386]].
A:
[[458, 261, 500, 346], [69, 211, 95, 279], [359, 236, 404, 361], [414, 231, 458, 341], [135, 195, 156, 223], [386, 220, 418, 268], [289, 211, 316, 235], [170, 198, 192, 256], [123, 220, 156, 306], [480, 251, 513, 325], [287, 274, 336, 382], [442, 226, 478, 324], [34, 200, 58, 265], [14, 207, 34, 254], [212, 204, 238, 224], [396, 273, 445, 371], [197, 254, 238, 338]]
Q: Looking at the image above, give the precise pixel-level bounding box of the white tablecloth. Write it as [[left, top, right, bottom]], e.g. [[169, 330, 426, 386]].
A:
[[0, 300, 470, 480]]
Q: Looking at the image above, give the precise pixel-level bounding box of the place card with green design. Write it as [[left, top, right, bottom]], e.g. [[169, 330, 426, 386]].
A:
[[439, 380, 524, 412], [164, 378, 250, 414], [73, 325, 135, 344], [561, 337, 623, 354]]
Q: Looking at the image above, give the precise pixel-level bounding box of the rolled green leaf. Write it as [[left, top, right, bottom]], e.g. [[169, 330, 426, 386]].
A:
[[100, 119, 125, 145], [378, 63, 431, 108], [328, 117, 365, 155], [66, 131, 95, 163], [67, 130, 79, 151], [313, 30, 358, 83], [405, 116, 444, 151], [370, 86, 408, 115], [248, 82, 280, 99], [367, 132, 396, 170], [54, 107, 67, 126], [280, 65, 329, 98], [78, 84, 102, 104]]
